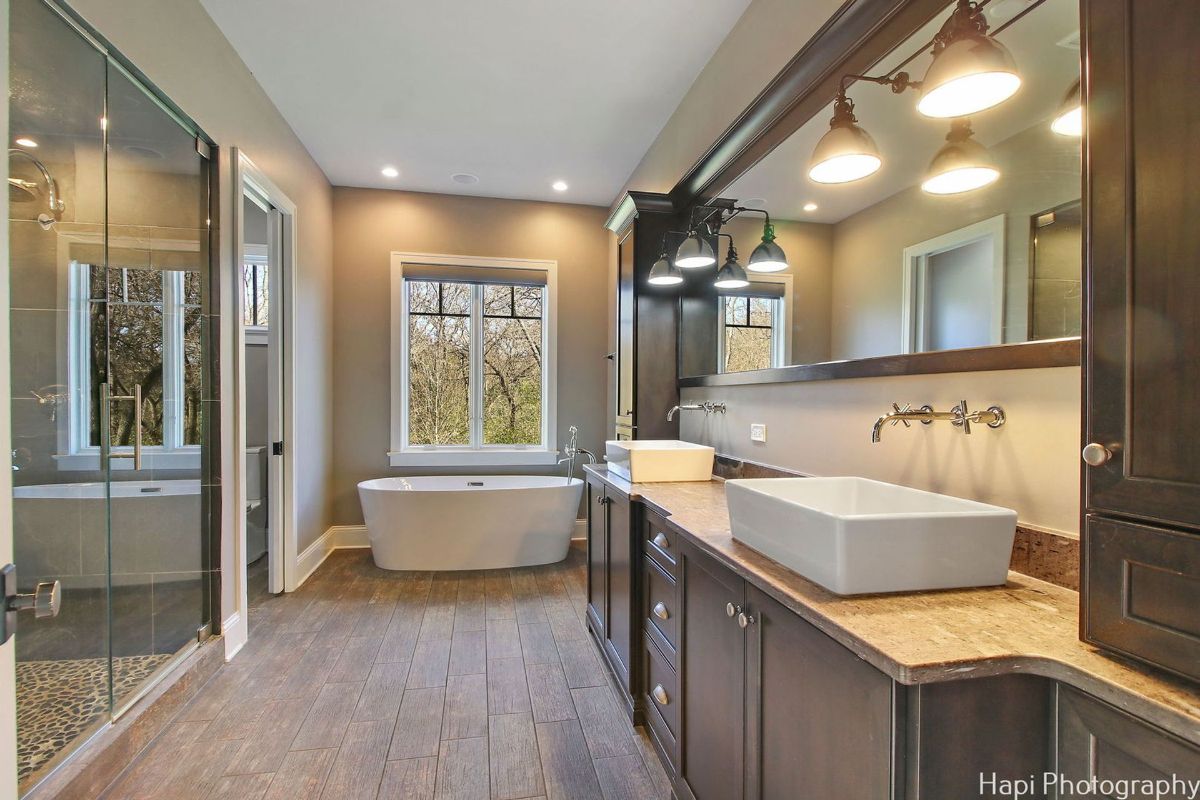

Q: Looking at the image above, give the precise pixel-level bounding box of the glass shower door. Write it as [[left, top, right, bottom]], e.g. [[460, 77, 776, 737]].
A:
[[102, 60, 211, 714]]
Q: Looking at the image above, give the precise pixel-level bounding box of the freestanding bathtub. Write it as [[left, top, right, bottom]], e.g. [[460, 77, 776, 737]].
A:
[[358, 475, 584, 570]]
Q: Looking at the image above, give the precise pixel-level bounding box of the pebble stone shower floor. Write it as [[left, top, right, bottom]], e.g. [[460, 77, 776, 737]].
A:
[[93, 542, 674, 799]]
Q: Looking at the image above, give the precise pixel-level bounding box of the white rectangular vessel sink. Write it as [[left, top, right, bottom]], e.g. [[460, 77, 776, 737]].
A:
[[605, 440, 715, 483], [726, 477, 1017, 595]]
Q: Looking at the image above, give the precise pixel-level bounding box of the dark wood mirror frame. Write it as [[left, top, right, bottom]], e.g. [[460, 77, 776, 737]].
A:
[[669, 0, 1082, 388]]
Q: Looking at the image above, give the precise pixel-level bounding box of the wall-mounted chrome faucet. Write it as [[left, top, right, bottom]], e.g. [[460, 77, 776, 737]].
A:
[[871, 400, 1005, 443], [667, 401, 726, 422]]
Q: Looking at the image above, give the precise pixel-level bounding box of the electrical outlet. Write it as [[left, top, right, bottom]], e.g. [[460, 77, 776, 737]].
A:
[[750, 423, 767, 443]]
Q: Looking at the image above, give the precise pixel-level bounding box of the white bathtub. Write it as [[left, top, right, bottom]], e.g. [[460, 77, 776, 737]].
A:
[[358, 475, 584, 570]]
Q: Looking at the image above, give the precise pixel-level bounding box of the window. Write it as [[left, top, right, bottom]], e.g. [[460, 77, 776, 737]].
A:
[[718, 281, 788, 373], [65, 260, 202, 468], [391, 254, 557, 466], [242, 244, 270, 329]]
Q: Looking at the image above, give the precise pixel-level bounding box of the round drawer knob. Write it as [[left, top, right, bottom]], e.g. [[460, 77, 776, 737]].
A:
[[738, 611, 756, 629], [725, 602, 739, 618], [652, 532, 669, 549], [1082, 443, 1114, 466], [653, 602, 670, 620], [652, 684, 669, 706]]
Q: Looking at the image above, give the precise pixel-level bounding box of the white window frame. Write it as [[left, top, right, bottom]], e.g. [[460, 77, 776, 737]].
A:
[[716, 274, 792, 373], [389, 252, 558, 467], [60, 248, 202, 471], [900, 214, 1006, 354]]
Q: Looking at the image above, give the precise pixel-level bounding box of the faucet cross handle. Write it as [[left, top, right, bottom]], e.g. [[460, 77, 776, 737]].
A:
[[952, 399, 972, 435], [889, 403, 913, 428]]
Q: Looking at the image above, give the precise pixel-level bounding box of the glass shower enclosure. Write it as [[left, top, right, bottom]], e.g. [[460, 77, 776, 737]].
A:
[[8, 0, 215, 791]]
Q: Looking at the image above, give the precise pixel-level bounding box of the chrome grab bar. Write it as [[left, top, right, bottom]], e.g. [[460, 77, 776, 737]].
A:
[[101, 382, 143, 470]]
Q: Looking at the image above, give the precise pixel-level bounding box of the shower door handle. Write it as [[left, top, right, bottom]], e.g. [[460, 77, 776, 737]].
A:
[[0, 563, 63, 644], [101, 383, 144, 470]]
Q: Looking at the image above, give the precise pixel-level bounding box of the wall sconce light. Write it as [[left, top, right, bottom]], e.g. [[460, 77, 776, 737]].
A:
[[748, 218, 789, 273], [1051, 79, 1082, 137], [675, 229, 716, 269], [921, 119, 999, 195], [713, 240, 750, 289], [808, 90, 883, 184], [647, 253, 683, 286], [917, 0, 1022, 118]]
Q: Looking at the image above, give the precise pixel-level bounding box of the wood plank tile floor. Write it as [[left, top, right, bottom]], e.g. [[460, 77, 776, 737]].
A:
[[98, 543, 674, 800]]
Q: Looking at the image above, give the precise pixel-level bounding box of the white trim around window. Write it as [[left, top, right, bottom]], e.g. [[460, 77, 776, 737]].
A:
[[388, 252, 558, 467]]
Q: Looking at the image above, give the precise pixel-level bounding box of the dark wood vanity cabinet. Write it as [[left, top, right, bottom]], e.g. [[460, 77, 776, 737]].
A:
[[584, 474, 638, 714], [1082, 0, 1200, 681]]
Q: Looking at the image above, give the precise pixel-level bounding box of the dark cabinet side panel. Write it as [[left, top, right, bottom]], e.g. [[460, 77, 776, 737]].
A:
[[585, 476, 606, 635], [605, 491, 635, 697]]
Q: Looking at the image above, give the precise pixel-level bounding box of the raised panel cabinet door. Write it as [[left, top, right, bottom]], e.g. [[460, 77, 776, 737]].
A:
[[1058, 686, 1200, 797], [678, 541, 745, 800], [616, 228, 635, 429], [744, 586, 894, 800], [605, 490, 634, 693], [1084, 0, 1200, 528], [585, 476, 607, 634]]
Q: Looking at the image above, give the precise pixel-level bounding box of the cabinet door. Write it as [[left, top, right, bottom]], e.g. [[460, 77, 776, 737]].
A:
[[678, 541, 745, 800], [616, 228, 635, 429], [1058, 687, 1200, 795], [1084, 0, 1200, 529], [745, 586, 893, 800], [605, 490, 634, 693], [585, 476, 606, 635]]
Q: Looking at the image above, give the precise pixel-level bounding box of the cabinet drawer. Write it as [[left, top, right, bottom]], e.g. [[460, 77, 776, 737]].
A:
[[644, 556, 677, 663], [643, 632, 679, 747], [644, 510, 676, 575], [1084, 516, 1200, 681]]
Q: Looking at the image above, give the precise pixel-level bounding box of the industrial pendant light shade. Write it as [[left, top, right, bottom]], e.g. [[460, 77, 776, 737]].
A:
[[675, 230, 716, 269], [921, 119, 999, 195], [647, 254, 683, 286], [1051, 79, 1082, 137], [808, 92, 882, 184], [917, 1, 1021, 119], [713, 244, 749, 289], [747, 221, 788, 273]]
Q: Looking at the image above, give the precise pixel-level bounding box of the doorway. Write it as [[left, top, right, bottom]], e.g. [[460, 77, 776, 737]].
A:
[[227, 151, 296, 658]]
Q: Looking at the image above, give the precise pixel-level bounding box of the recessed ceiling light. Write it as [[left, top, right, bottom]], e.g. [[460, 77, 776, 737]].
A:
[[740, 197, 767, 208], [452, 173, 479, 185], [803, 202, 819, 212], [381, 166, 399, 178], [551, 180, 568, 192], [15, 137, 37, 148]]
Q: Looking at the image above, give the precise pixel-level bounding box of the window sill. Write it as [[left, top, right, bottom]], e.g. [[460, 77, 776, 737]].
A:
[[387, 449, 560, 467], [54, 451, 201, 472]]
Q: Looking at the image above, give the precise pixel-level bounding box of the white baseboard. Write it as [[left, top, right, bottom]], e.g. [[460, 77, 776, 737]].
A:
[[222, 611, 246, 661], [297, 525, 371, 588], [572, 517, 587, 541]]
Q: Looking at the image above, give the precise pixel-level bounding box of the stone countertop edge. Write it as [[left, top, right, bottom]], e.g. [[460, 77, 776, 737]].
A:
[[582, 464, 1200, 747]]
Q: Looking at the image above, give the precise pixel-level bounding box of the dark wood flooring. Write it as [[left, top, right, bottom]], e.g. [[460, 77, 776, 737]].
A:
[[96, 543, 674, 799]]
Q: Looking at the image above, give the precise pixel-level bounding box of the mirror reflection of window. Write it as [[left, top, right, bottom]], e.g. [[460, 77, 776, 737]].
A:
[[719, 286, 785, 373]]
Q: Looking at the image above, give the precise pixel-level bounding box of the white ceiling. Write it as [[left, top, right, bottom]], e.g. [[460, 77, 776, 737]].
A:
[[726, 0, 1080, 223], [199, 0, 751, 206]]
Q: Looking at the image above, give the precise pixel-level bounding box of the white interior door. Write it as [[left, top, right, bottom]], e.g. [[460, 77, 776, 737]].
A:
[[266, 207, 284, 594]]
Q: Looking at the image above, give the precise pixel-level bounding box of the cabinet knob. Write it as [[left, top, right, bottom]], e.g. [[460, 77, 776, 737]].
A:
[[652, 532, 669, 550], [652, 684, 670, 706], [1082, 442, 1114, 466], [737, 611, 756, 629], [726, 602, 741, 618], [597, 494, 609, 505], [653, 601, 670, 620]]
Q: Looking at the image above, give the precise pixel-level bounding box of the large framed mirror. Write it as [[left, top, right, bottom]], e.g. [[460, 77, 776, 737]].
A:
[[673, 0, 1081, 386]]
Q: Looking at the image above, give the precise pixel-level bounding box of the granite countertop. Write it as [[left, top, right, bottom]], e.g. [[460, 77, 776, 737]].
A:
[[584, 465, 1200, 746]]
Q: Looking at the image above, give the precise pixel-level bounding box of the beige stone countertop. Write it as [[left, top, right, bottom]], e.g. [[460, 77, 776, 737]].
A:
[[583, 465, 1200, 746]]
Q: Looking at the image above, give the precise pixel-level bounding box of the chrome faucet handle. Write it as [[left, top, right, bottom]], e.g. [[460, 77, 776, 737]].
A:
[[953, 399, 972, 435], [889, 403, 912, 428]]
